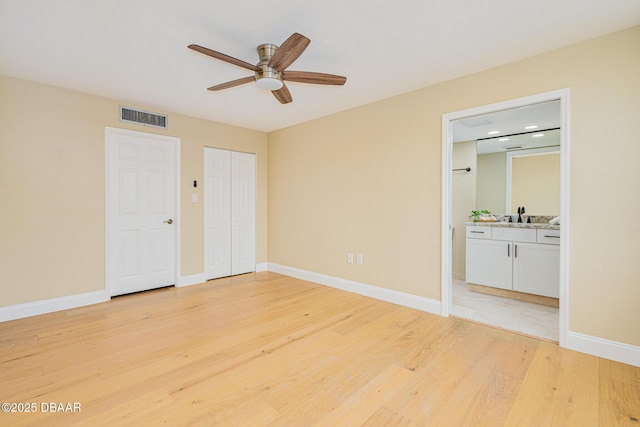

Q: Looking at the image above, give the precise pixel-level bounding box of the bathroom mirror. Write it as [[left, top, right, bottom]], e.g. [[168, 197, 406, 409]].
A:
[[451, 100, 561, 216], [476, 131, 560, 215], [506, 146, 560, 215]]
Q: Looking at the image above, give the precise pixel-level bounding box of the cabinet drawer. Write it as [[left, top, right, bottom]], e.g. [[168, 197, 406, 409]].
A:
[[466, 226, 491, 239], [537, 229, 561, 245], [492, 227, 536, 243]]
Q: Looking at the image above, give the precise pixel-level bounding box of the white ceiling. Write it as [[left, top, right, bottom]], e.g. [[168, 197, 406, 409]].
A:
[[1, 1, 639, 133]]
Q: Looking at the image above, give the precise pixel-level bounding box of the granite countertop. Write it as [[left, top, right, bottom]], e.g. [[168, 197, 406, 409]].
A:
[[465, 221, 560, 230]]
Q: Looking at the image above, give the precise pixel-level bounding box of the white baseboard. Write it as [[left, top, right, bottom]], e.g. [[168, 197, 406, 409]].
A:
[[176, 273, 207, 287], [565, 331, 640, 367], [0, 290, 109, 322], [178, 265, 268, 286], [267, 263, 441, 315]]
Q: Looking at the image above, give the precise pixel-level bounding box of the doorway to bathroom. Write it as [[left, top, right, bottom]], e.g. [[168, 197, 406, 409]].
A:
[[441, 90, 570, 344]]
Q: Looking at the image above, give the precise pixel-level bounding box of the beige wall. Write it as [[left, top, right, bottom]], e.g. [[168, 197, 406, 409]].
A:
[[510, 152, 560, 215], [268, 91, 441, 298], [268, 26, 640, 346], [0, 75, 268, 306], [452, 141, 477, 277]]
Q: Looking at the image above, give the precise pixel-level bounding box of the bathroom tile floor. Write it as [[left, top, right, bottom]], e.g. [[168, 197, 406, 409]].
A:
[[452, 279, 559, 341]]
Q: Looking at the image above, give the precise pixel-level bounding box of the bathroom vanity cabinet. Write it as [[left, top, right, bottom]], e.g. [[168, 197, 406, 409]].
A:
[[465, 225, 560, 298]]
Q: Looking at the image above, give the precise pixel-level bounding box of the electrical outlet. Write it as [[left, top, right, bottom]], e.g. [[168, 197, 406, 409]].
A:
[[347, 253, 354, 264], [356, 254, 363, 265]]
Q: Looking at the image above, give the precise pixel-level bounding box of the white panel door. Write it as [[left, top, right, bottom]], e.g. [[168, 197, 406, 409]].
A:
[[204, 148, 232, 279], [231, 151, 256, 275], [106, 128, 176, 296]]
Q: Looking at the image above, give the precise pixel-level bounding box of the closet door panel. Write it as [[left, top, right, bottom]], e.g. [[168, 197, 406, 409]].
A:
[[231, 151, 256, 275], [204, 148, 232, 279]]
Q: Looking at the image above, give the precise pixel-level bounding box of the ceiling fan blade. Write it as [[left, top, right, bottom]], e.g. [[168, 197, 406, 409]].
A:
[[272, 83, 292, 104], [268, 33, 310, 72], [207, 76, 256, 91], [283, 71, 347, 86], [188, 44, 259, 72]]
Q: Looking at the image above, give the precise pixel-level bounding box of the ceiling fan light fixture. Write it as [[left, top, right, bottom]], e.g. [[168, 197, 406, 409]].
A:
[[256, 76, 283, 91], [255, 46, 284, 91]]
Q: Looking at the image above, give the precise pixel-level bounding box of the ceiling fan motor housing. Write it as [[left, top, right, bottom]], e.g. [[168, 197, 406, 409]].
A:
[[255, 43, 283, 90]]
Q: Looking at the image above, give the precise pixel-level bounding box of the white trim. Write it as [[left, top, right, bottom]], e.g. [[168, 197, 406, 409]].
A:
[[104, 127, 181, 296], [268, 263, 441, 315], [441, 89, 571, 345], [441, 114, 453, 317], [175, 137, 182, 286], [178, 264, 266, 286], [104, 130, 112, 296], [177, 273, 207, 287], [0, 291, 109, 322], [565, 331, 640, 367], [558, 94, 571, 345]]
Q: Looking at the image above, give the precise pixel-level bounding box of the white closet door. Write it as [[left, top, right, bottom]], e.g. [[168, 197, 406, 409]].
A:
[[231, 151, 256, 275], [204, 148, 232, 279]]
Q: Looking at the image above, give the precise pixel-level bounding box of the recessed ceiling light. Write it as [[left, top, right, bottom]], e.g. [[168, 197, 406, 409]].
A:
[[498, 138, 510, 142], [532, 133, 545, 138], [488, 130, 500, 135], [525, 125, 539, 130]]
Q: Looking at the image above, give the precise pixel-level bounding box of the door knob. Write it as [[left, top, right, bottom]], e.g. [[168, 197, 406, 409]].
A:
[[164, 219, 173, 224]]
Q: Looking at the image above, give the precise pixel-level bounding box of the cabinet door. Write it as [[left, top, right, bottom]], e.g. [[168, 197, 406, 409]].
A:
[[513, 242, 560, 298], [466, 238, 512, 290]]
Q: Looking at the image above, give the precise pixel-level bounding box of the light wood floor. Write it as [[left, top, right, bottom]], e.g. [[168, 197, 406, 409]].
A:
[[1, 272, 638, 426]]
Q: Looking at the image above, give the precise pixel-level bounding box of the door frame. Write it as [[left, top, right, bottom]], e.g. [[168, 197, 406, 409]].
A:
[[440, 89, 570, 347], [104, 127, 181, 297]]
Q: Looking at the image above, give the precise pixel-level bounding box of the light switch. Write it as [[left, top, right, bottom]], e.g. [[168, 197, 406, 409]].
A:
[[192, 193, 199, 203]]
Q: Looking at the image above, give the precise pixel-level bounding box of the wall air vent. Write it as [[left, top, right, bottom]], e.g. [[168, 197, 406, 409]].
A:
[[119, 106, 168, 129]]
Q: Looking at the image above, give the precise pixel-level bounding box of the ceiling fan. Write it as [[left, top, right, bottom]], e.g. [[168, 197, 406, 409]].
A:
[[188, 33, 346, 104]]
